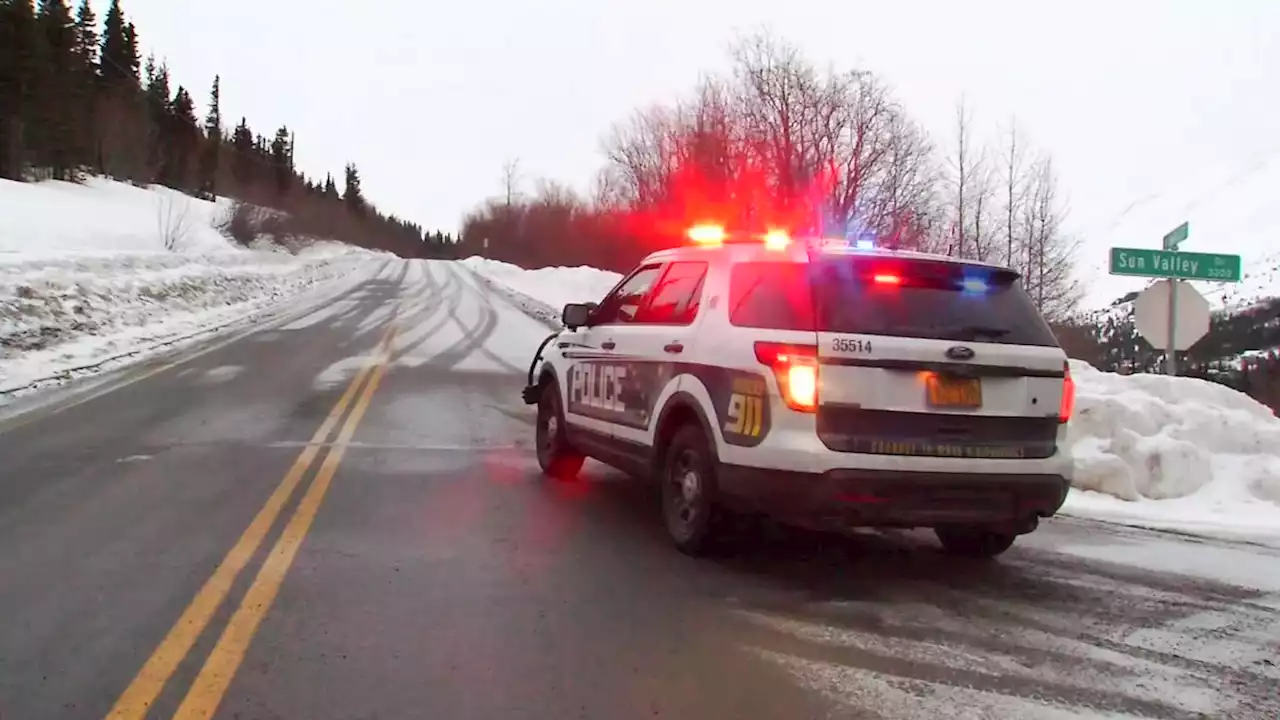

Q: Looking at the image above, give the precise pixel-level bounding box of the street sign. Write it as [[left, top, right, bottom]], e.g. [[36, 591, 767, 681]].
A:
[[1163, 221, 1188, 250], [1109, 247, 1242, 283], [1134, 279, 1210, 356]]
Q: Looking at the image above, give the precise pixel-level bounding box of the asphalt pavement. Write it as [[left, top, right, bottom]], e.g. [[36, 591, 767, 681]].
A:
[[1, 258, 1277, 720]]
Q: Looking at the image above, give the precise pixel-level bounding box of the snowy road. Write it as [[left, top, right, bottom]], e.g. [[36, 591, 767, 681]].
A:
[[0, 259, 1276, 720]]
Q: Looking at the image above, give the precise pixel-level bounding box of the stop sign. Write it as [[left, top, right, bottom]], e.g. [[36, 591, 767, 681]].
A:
[[1134, 279, 1210, 351]]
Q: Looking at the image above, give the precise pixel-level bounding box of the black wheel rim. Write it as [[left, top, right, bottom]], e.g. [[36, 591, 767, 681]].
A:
[[537, 395, 558, 462], [666, 448, 702, 539]]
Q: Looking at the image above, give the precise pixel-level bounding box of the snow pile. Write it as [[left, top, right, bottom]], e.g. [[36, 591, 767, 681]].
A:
[[1064, 359, 1280, 538], [0, 177, 245, 256], [0, 177, 377, 398], [460, 256, 621, 324]]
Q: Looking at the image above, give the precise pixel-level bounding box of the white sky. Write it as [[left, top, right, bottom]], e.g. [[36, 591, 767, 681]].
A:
[[117, 0, 1278, 302]]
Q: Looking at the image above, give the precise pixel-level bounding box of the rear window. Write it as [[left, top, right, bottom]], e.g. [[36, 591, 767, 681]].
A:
[[728, 257, 1060, 347]]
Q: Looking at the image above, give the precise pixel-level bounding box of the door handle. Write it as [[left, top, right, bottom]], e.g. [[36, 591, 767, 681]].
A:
[[663, 343, 684, 354], [601, 340, 616, 350]]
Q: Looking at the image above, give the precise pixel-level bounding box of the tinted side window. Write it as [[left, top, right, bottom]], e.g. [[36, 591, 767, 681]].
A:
[[638, 262, 708, 325], [728, 261, 815, 331], [593, 264, 664, 325]]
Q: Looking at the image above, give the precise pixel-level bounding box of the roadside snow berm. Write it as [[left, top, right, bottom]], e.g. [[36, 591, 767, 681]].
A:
[[1066, 359, 1280, 508]]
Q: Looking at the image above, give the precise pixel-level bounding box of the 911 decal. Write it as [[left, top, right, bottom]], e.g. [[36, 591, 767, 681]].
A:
[[677, 368, 770, 447], [724, 377, 765, 438], [832, 337, 873, 354]]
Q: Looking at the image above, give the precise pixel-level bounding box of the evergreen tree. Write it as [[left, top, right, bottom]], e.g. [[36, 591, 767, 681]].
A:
[[70, 0, 97, 169], [197, 74, 220, 195], [36, 0, 76, 178], [0, 0, 39, 178], [230, 117, 252, 187], [167, 85, 197, 188], [142, 55, 171, 180], [121, 20, 139, 79], [323, 172, 338, 199], [270, 124, 291, 197], [343, 162, 364, 215], [98, 0, 130, 85]]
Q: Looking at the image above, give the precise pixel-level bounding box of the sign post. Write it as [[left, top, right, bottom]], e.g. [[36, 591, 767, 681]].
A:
[[1108, 222, 1242, 376]]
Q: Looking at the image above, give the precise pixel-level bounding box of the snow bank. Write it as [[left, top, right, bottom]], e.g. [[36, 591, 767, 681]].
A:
[[0, 177, 242, 257], [0, 177, 379, 399], [460, 256, 621, 315], [467, 258, 1280, 539], [1063, 359, 1280, 537]]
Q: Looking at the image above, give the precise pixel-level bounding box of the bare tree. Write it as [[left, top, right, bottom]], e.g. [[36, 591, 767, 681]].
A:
[[968, 152, 997, 262], [599, 104, 682, 209], [1020, 156, 1082, 319], [156, 191, 193, 251], [999, 117, 1028, 270], [501, 157, 522, 207], [945, 97, 975, 257]]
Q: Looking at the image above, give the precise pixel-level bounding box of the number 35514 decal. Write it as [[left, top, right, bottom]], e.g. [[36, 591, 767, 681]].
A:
[[832, 337, 873, 354]]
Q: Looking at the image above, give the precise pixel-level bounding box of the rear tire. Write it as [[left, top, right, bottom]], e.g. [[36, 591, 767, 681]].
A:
[[935, 526, 1017, 558], [661, 424, 727, 556], [535, 380, 584, 481]]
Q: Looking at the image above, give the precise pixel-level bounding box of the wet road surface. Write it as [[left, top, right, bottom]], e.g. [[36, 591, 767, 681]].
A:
[[1, 259, 1277, 720]]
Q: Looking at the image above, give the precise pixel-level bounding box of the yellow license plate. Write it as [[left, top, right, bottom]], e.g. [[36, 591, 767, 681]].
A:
[[926, 375, 982, 408]]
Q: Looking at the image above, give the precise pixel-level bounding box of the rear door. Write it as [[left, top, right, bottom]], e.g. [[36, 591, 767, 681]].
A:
[[809, 254, 1068, 460]]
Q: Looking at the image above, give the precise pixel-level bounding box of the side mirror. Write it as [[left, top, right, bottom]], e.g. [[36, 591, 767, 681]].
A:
[[562, 302, 596, 330]]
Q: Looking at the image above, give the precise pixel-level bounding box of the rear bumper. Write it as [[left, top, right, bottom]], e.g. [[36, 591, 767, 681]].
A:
[[716, 463, 1070, 531]]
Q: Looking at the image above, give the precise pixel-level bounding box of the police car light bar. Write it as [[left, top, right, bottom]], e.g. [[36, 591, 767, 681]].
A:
[[687, 224, 726, 245]]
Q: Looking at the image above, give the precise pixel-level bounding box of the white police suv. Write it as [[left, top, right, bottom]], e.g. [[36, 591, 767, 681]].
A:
[[521, 225, 1076, 558]]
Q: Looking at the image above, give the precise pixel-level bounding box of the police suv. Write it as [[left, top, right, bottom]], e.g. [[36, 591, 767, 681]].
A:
[[521, 225, 1076, 558]]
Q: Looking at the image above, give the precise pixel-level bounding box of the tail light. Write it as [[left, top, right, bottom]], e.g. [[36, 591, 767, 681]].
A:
[[754, 342, 818, 412], [1059, 361, 1075, 423]]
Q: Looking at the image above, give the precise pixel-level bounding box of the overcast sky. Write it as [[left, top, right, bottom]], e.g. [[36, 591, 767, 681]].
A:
[[118, 0, 1277, 276]]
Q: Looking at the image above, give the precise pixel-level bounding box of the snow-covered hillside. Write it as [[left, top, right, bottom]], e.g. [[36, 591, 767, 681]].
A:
[[465, 256, 1280, 542], [1079, 149, 1280, 311], [0, 177, 376, 400]]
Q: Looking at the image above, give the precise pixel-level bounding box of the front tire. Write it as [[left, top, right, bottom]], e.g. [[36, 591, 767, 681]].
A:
[[535, 381, 584, 481], [661, 424, 727, 556], [935, 526, 1017, 558]]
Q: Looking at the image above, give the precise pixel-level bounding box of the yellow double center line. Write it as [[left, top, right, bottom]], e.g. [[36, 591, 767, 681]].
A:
[[107, 319, 400, 720]]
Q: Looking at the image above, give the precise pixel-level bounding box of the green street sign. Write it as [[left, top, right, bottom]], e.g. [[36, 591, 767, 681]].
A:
[[1109, 247, 1242, 283], [1163, 221, 1188, 250]]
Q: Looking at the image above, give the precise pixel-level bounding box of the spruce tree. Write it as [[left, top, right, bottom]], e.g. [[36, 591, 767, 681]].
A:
[[197, 75, 220, 195], [70, 0, 97, 169], [343, 162, 364, 215], [230, 116, 252, 188], [0, 0, 39, 178], [167, 85, 197, 188], [142, 56, 171, 181], [98, 0, 128, 84], [36, 0, 76, 178], [323, 172, 338, 199], [270, 124, 291, 197]]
